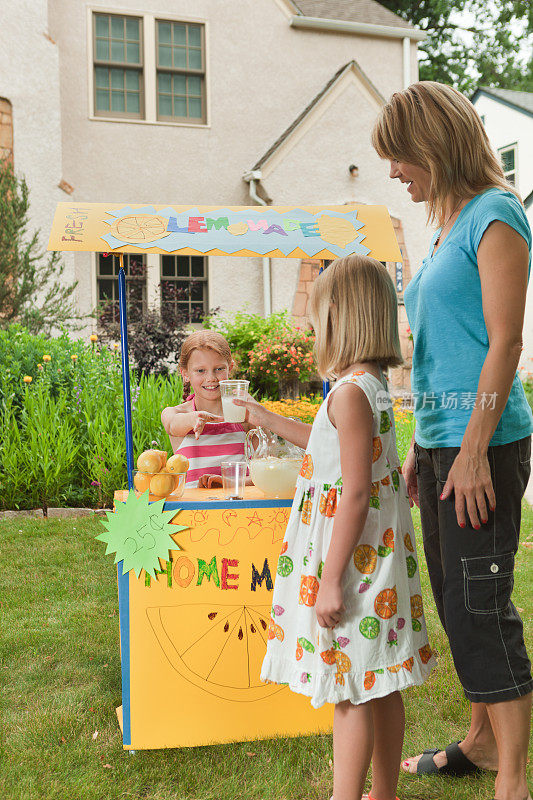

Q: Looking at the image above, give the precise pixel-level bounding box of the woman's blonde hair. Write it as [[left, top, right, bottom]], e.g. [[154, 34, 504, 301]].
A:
[[371, 81, 520, 226], [309, 255, 403, 379]]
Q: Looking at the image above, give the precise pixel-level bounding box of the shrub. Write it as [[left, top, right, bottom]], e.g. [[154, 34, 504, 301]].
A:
[[248, 328, 316, 397]]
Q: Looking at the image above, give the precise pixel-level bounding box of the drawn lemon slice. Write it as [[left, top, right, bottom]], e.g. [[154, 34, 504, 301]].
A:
[[146, 603, 285, 701], [110, 214, 170, 243], [317, 215, 357, 249]]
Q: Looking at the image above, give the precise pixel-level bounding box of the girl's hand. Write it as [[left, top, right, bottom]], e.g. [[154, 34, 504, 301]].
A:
[[402, 447, 419, 508], [193, 411, 224, 439], [440, 448, 495, 529], [315, 578, 346, 629], [198, 473, 223, 488], [232, 394, 269, 428]]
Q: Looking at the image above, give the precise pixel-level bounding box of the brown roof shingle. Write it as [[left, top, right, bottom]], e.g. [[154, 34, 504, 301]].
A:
[[291, 0, 414, 30]]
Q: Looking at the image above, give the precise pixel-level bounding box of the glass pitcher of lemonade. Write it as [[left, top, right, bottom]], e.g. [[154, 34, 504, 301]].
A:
[[246, 428, 304, 498]]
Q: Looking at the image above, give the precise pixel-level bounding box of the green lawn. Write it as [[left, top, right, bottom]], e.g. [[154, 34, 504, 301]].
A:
[[1, 503, 532, 800]]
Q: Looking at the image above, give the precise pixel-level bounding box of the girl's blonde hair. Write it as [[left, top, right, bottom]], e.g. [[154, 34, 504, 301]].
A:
[[309, 255, 403, 379], [371, 81, 520, 226]]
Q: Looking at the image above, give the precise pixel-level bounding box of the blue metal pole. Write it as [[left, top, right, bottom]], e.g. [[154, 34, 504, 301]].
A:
[[319, 260, 330, 399], [118, 256, 134, 489]]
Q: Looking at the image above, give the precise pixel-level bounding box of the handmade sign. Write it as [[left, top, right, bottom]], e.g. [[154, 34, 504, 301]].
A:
[[47, 203, 402, 261], [97, 490, 186, 578], [112, 490, 333, 750]]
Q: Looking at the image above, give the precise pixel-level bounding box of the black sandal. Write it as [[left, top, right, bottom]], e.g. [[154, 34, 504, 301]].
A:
[[411, 741, 482, 777]]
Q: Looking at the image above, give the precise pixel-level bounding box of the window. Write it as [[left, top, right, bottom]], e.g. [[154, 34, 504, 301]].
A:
[[156, 20, 205, 121], [499, 143, 517, 185], [161, 255, 207, 322], [97, 253, 146, 323], [91, 12, 207, 125], [93, 13, 144, 118]]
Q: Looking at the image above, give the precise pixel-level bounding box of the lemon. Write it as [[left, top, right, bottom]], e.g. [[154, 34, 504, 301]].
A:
[[166, 454, 189, 474]]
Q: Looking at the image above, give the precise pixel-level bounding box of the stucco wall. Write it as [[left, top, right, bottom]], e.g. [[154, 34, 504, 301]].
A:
[[0, 0, 76, 316], [45, 0, 429, 329]]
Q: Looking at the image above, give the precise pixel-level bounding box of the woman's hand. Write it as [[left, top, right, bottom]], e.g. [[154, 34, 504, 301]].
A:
[[440, 448, 496, 529], [315, 577, 346, 629], [193, 411, 224, 439], [402, 447, 419, 508], [198, 473, 223, 488]]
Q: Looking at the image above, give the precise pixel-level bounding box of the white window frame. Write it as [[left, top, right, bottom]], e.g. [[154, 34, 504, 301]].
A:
[[87, 6, 210, 127], [498, 142, 518, 186]]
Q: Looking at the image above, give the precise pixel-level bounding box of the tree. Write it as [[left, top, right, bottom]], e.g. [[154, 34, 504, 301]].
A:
[[0, 158, 85, 335], [379, 0, 533, 93]]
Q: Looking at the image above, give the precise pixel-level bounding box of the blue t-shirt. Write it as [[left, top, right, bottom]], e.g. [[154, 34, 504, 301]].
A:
[[404, 188, 533, 448]]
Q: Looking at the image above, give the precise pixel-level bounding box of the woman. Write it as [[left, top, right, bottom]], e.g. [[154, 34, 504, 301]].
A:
[[372, 81, 533, 800]]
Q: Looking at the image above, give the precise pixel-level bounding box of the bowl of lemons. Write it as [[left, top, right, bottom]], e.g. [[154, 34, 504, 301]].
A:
[[133, 449, 189, 499]]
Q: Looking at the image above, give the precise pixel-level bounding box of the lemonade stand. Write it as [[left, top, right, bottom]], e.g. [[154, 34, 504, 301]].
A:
[[48, 202, 402, 750]]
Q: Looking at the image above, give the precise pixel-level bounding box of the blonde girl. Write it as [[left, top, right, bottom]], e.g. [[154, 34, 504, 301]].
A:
[[237, 256, 435, 800]]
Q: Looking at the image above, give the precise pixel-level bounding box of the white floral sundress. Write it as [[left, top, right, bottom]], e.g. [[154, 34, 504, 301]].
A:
[[260, 370, 436, 708]]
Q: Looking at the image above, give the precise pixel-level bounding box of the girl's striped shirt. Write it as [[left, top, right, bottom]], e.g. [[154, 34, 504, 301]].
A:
[[174, 396, 246, 486]]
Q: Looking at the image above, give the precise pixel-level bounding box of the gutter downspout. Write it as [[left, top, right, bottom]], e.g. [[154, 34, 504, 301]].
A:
[[245, 172, 271, 317], [402, 36, 411, 89]]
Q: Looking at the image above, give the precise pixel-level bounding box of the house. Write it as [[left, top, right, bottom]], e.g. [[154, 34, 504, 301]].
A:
[[0, 0, 430, 390], [471, 87, 533, 375]]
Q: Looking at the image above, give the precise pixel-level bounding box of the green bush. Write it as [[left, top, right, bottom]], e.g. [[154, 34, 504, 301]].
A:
[[0, 326, 183, 510], [523, 377, 533, 413], [203, 310, 315, 397]]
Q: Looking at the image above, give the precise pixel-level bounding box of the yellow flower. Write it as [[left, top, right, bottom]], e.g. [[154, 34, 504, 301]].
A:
[[90, 334, 98, 343], [37, 364, 43, 370], [71, 354, 78, 361], [23, 375, 32, 384], [113, 343, 119, 350], [43, 354, 51, 362]]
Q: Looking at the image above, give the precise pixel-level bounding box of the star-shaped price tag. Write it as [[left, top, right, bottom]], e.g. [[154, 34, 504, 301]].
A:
[[96, 491, 187, 578]]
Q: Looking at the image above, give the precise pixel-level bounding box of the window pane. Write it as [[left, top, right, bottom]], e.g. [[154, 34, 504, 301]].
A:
[[126, 92, 140, 113], [158, 21, 171, 44], [111, 16, 124, 38], [173, 46, 187, 68], [126, 42, 140, 63], [95, 67, 109, 88], [173, 74, 186, 95], [188, 48, 202, 69], [188, 76, 202, 96], [173, 23, 186, 44], [99, 255, 113, 275], [111, 40, 125, 62], [191, 304, 204, 321], [178, 301, 190, 313], [99, 279, 114, 300], [174, 97, 187, 117], [188, 97, 202, 118], [95, 15, 109, 37], [191, 257, 204, 276], [176, 257, 189, 276], [111, 91, 125, 112], [125, 70, 139, 90], [95, 39, 109, 60], [110, 68, 123, 89], [162, 256, 175, 276], [158, 44, 172, 67], [125, 17, 139, 41], [95, 90, 109, 111], [161, 282, 174, 300], [191, 284, 204, 301], [188, 25, 201, 46], [501, 149, 515, 172], [159, 95, 172, 116], [158, 72, 171, 93]]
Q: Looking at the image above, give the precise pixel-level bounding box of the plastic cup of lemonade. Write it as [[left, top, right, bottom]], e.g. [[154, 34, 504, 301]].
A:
[[219, 380, 249, 423], [221, 461, 247, 500]]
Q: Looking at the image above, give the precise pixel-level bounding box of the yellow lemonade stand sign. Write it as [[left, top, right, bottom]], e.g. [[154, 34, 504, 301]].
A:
[[48, 202, 402, 261]]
